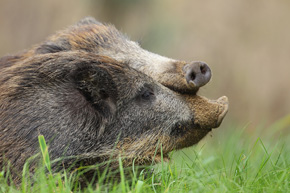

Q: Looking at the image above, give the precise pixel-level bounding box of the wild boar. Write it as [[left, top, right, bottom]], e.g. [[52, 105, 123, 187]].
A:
[[0, 17, 228, 183]]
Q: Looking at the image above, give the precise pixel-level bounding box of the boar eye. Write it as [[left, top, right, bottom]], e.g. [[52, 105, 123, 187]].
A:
[[137, 86, 155, 103], [141, 90, 154, 100]]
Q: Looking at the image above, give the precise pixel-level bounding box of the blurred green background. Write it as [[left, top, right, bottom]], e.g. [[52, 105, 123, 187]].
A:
[[0, 0, 289, 129]]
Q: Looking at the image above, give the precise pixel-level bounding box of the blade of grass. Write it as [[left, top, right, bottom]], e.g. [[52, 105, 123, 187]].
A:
[[38, 135, 51, 173], [118, 156, 126, 193]]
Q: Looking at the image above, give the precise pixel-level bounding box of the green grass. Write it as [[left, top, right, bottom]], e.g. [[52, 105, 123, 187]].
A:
[[1, 115, 290, 193]]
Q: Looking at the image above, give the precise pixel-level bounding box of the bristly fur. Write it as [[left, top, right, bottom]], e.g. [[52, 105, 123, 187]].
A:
[[0, 17, 228, 184]]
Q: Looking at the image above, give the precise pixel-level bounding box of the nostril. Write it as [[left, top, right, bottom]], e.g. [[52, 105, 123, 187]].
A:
[[200, 65, 207, 74], [190, 72, 196, 81]]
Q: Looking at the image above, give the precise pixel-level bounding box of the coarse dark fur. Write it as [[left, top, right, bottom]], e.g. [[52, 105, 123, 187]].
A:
[[0, 18, 229, 183]]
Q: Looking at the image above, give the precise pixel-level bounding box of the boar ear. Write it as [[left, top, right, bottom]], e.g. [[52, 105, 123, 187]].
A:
[[76, 17, 103, 26], [35, 38, 71, 54], [71, 65, 118, 117], [35, 18, 102, 55]]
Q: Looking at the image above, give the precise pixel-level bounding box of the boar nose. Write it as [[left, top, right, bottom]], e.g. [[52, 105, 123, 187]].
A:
[[183, 62, 211, 89]]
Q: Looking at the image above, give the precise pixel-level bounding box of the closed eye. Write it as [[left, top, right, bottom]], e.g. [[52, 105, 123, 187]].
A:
[[141, 89, 154, 100], [136, 85, 156, 104]]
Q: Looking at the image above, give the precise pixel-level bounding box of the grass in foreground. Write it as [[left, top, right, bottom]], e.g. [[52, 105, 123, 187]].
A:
[[1, 115, 290, 193]]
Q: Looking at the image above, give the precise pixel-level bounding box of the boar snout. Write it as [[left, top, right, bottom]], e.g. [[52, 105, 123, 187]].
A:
[[183, 61, 211, 89], [189, 95, 229, 129], [168, 95, 228, 151]]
